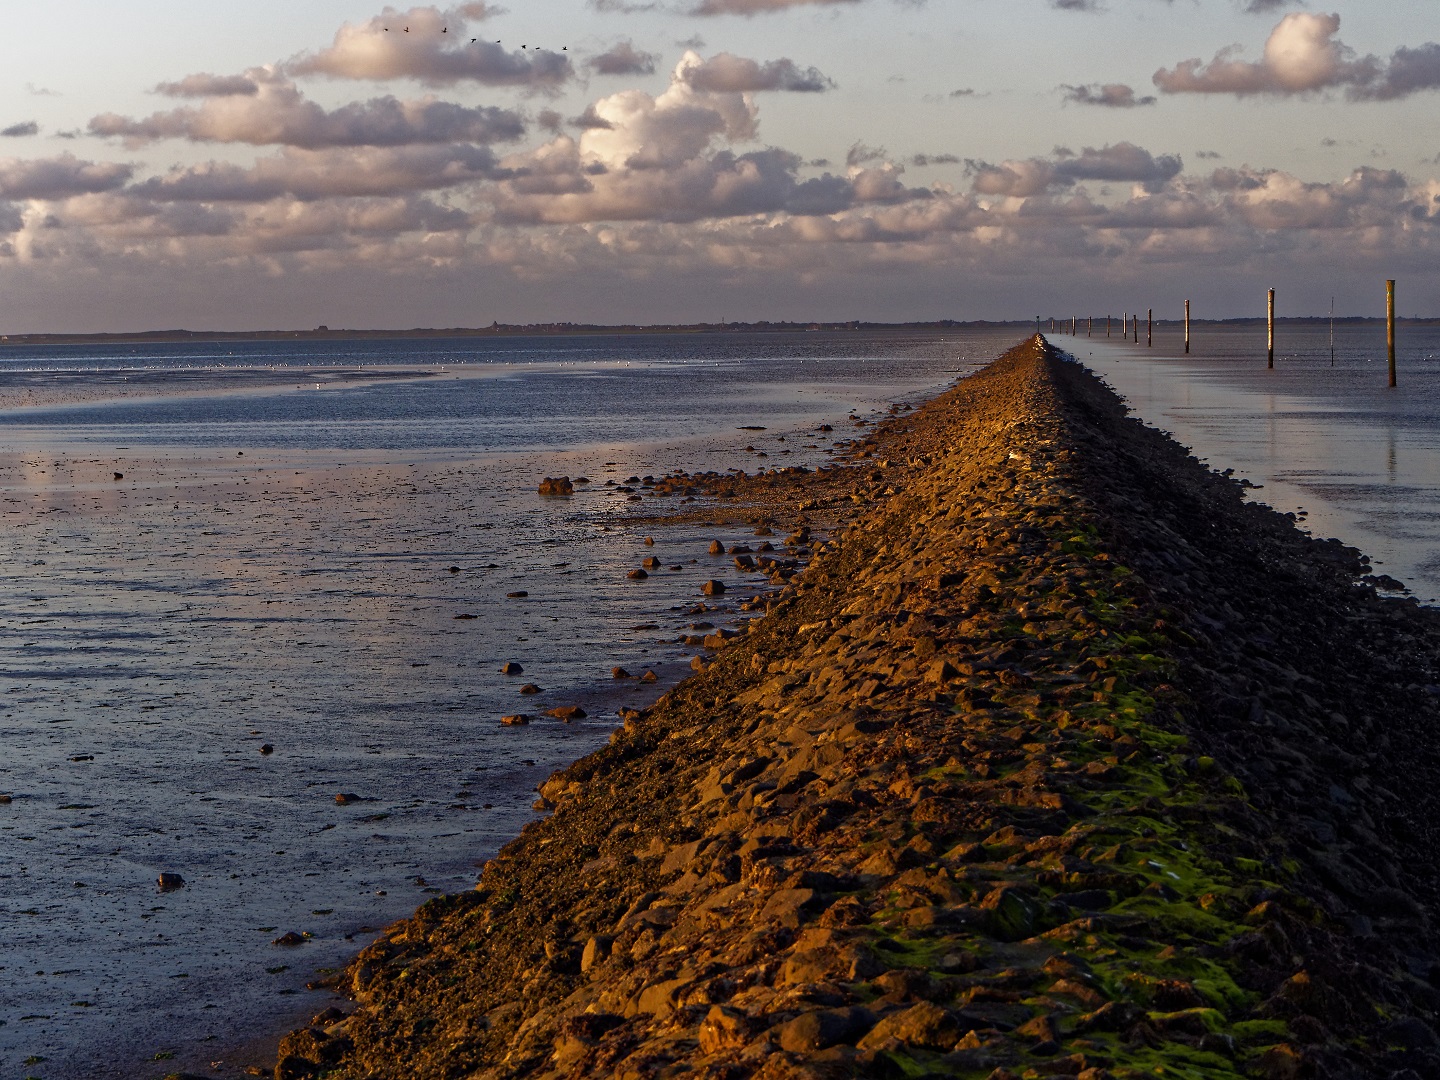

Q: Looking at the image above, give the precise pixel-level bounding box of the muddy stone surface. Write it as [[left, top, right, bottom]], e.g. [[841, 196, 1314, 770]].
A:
[[270, 337, 1440, 1080]]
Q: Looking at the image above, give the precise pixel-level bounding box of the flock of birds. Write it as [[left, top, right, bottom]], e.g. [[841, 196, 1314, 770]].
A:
[[381, 25, 567, 50]]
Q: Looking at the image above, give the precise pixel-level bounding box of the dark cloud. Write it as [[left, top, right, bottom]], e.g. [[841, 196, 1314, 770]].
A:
[[910, 153, 959, 167], [846, 142, 886, 167], [589, 41, 661, 76], [0, 154, 134, 200], [1061, 83, 1156, 108], [1, 121, 40, 138], [1054, 143, 1182, 187], [1350, 42, 1440, 101]]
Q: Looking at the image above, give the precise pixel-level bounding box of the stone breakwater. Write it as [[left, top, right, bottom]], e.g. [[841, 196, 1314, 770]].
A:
[[270, 337, 1440, 1080]]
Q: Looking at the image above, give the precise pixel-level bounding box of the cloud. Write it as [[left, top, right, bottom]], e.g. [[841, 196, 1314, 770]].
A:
[[132, 144, 503, 202], [1153, 13, 1387, 97], [90, 72, 525, 149], [1155, 15, 1440, 100], [1061, 83, 1156, 108], [846, 142, 886, 167], [1055, 143, 1182, 186], [1, 121, 40, 138], [287, 4, 571, 88], [1351, 42, 1440, 101], [910, 153, 959, 167], [678, 52, 834, 93], [591, 0, 866, 13], [0, 154, 134, 200], [689, 0, 862, 14], [589, 41, 660, 76], [968, 142, 1181, 198], [156, 73, 261, 97]]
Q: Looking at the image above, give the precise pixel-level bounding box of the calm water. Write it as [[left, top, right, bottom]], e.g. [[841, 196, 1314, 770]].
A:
[[1063, 319, 1440, 603], [0, 330, 1016, 1079]]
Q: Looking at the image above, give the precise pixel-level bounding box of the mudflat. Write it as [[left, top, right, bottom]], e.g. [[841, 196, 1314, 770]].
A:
[[269, 336, 1440, 1079]]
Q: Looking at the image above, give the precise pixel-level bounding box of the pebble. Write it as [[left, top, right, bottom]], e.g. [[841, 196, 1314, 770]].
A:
[[259, 744, 274, 755]]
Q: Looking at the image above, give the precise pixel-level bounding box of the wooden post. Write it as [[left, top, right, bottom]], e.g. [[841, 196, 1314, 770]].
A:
[[1133, 314, 1139, 344], [1088, 316, 1092, 337], [1107, 315, 1111, 338], [1184, 300, 1190, 354], [1267, 288, 1275, 369], [1147, 308, 1152, 347], [1387, 279, 1397, 387]]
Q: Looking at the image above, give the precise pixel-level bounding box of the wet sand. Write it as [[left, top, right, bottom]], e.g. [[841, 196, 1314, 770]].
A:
[[0, 434, 839, 1077]]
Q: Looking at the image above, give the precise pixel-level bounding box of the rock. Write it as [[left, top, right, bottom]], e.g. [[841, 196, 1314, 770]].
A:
[[506, 591, 528, 598], [519, 684, 542, 695], [639, 670, 658, 683], [454, 614, 477, 619], [501, 715, 531, 726], [501, 662, 524, 675], [627, 569, 649, 580], [113, 471, 123, 480], [581, 936, 613, 973], [690, 656, 707, 672], [643, 536, 655, 546], [547, 706, 588, 722], [702, 579, 726, 596], [778, 1007, 875, 1052], [259, 743, 274, 754], [0, 794, 11, 804], [857, 1001, 959, 1051], [157, 872, 185, 891], [538, 477, 574, 496], [708, 540, 725, 555], [447, 566, 461, 574], [612, 667, 632, 678], [642, 556, 662, 570], [698, 1006, 752, 1054], [335, 793, 362, 805], [273, 931, 308, 946]]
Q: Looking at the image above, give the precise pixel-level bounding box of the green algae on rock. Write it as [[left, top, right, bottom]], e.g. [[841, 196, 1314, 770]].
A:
[[271, 337, 1440, 1080]]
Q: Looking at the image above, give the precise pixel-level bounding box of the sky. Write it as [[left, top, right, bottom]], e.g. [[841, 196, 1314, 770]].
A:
[[0, 0, 1437, 331]]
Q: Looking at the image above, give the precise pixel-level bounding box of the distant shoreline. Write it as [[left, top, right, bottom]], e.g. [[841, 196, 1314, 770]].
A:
[[2, 316, 1435, 348]]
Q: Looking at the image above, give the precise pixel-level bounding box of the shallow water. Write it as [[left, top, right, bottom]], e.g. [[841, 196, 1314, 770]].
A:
[[0, 330, 1017, 1079], [1064, 320, 1440, 603]]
